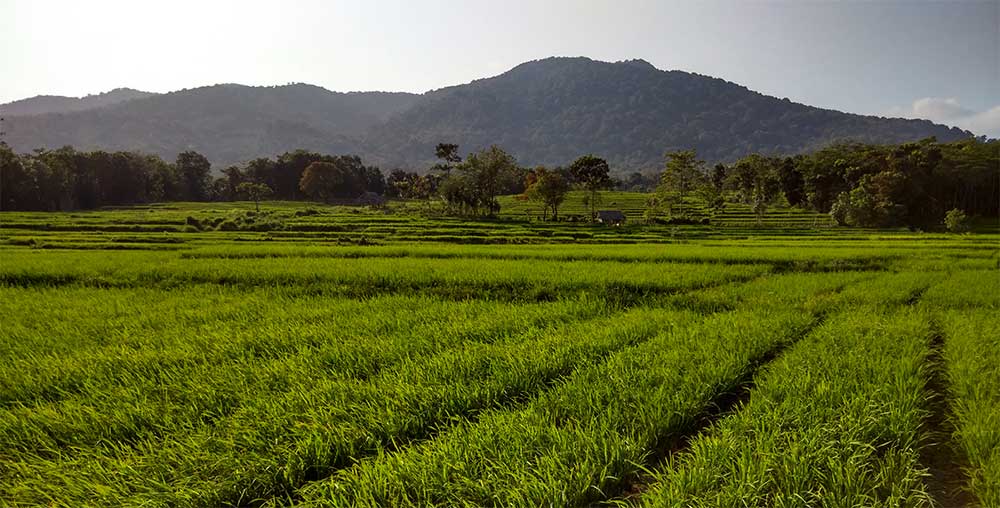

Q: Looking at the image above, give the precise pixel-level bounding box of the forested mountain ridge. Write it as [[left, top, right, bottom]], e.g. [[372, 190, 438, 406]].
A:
[[3, 84, 420, 167], [0, 88, 157, 116], [366, 57, 973, 169], [2, 57, 973, 169]]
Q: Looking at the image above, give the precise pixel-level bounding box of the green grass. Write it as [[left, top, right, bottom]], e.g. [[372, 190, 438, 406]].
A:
[[295, 309, 814, 507], [0, 200, 997, 507], [939, 309, 1000, 505], [638, 306, 935, 507]]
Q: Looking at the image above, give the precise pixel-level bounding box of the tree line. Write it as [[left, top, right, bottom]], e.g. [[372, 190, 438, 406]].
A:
[[0, 145, 391, 211], [387, 145, 617, 220], [647, 137, 998, 228], [1, 137, 996, 230]]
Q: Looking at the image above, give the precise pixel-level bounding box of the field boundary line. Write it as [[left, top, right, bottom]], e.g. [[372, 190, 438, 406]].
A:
[[245, 313, 698, 508], [597, 275, 872, 505], [918, 319, 978, 508], [603, 312, 829, 505]]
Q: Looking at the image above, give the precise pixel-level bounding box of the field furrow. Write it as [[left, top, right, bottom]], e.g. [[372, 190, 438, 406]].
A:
[[0, 291, 598, 404], [0, 209, 995, 507], [0, 252, 771, 304], [292, 309, 814, 507], [0, 307, 701, 506], [636, 307, 936, 507]]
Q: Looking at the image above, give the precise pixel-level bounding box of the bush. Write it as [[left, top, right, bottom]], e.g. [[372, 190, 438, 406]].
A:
[[242, 220, 284, 232], [828, 187, 898, 228], [650, 215, 704, 225], [944, 208, 969, 233]]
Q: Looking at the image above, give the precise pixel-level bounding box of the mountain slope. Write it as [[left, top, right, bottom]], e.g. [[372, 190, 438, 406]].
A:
[[4, 84, 419, 166], [0, 88, 157, 116], [365, 57, 972, 169], [3, 58, 972, 169]]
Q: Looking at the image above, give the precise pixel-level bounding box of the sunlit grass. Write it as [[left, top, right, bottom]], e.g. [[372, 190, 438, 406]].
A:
[[0, 201, 996, 506]]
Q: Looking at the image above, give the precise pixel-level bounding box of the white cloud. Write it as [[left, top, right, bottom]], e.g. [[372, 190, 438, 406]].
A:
[[957, 106, 1000, 138], [887, 97, 1000, 138], [911, 97, 973, 120]]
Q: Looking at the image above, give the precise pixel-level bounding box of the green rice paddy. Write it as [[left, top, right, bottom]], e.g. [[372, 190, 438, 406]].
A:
[[0, 199, 997, 507]]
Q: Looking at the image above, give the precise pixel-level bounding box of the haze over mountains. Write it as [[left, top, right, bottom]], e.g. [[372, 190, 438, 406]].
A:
[[1, 88, 158, 116], [1, 57, 973, 171]]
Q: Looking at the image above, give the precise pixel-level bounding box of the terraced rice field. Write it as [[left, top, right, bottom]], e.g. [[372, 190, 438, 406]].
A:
[[0, 202, 997, 507], [497, 191, 835, 227]]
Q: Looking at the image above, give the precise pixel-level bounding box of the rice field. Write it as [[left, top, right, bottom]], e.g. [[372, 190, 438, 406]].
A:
[[0, 201, 998, 507]]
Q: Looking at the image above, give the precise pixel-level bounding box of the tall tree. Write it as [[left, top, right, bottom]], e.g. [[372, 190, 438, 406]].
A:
[[175, 151, 211, 201], [730, 154, 781, 224], [364, 165, 386, 196], [274, 150, 333, 200], [236, 182, 273, 212], [661, 150, 705, 197], [569, 154, 612, 220], [777, 157, 806, 207], [435, 143, 461, 164], [525, 167, 570, 220], [438, 171, 478, 215], [299, 161, 341, 203], [298, 156, 378, 203], [458, 145, 518, 216], [245, 157, 279, 196], [657, 150, 705, 216], [220, 165, 248, 201], [431, 143, 462, 175], [710, 163, 727, 193], [386, 169, 412, 198], [0, 144, 29, 210]]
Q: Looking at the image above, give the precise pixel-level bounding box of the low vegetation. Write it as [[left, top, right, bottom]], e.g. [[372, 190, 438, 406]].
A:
[[0, 201, 997, 506]]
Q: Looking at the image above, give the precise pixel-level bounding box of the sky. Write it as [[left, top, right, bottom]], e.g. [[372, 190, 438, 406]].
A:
[[2, 0, 998, 136]]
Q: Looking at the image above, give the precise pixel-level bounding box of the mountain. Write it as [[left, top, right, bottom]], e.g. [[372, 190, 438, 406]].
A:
[[2, 57, 972, 169], [365, 57, 972, 169], [3, 84, 419, 167], [0, 88, 157, 116]]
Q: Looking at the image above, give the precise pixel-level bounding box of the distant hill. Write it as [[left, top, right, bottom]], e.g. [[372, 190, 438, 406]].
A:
[[4, 84, 419, 167], [365, 57, 972, 170], [0, 88, 157, 116], [2, 58, 972, 169]]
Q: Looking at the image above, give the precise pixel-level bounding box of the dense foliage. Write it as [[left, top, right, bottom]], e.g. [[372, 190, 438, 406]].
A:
[[0, 145, 386, 211], [650, 138, 999, 228], [524, 166, 571, 220]]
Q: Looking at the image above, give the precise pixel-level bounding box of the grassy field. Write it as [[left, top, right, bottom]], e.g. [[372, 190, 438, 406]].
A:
[[0, 199, 998, 507]]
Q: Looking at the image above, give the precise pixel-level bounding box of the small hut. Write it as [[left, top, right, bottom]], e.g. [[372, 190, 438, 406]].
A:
[[596, 210, 626, 225]]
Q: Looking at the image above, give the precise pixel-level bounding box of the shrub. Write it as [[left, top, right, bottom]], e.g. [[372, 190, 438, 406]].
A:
[[242, 220, 284, 232], [185, 216, 203, 230], [944, 208, 969, 233]]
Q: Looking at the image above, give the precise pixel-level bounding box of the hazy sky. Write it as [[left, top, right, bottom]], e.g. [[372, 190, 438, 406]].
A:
[[2, 0, 998, 135]]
